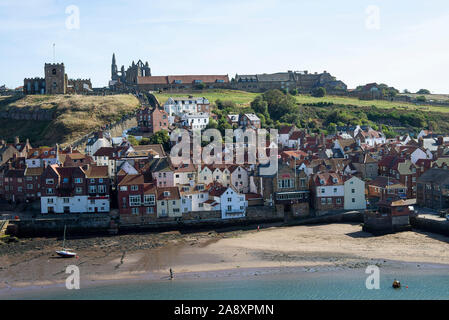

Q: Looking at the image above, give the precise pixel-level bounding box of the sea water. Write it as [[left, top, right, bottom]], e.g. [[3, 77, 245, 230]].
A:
[[5, 267, 449, 300]]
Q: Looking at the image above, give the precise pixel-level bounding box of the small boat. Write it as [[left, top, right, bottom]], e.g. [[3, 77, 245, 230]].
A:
[[55, 225, 76, 258], [56, 249, 77, 258], [392, 280, 401, 289]]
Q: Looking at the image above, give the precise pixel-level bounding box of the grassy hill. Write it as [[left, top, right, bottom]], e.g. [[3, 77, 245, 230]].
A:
[[154, 89, 449, 135], [0, 94, 140, 146], [154, 89, 447, 113]]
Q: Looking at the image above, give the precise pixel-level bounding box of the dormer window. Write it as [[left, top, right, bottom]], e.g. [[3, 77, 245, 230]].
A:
[[333, 178, 338, 183], [164, 191, 170, 197]]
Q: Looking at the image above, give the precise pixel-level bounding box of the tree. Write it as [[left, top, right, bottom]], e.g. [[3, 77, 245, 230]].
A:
[[195, 83, 206, 90], [250, 96, 268, 116], [206, 119, 218, 130], [403, 89, 410, 94], [312, 87, 326, 97], [127, 135, 138, 146], [139, 137, 151, 145], [215, 99, 236, 111], [148, 130, 170, 151], [416, 89, 430, 95], [289, 88, 298, 96], [416, 95, 426, 103], [261, 89, 298, 121]]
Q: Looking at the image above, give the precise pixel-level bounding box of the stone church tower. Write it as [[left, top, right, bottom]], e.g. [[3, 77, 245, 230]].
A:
[[44, 63, 67, 94]]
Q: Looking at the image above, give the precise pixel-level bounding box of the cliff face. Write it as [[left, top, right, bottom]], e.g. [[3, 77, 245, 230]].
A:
[[0, 107, 54, 121]]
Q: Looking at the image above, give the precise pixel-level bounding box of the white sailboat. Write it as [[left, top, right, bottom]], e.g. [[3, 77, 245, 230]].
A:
[[56, 225, 76, 258]]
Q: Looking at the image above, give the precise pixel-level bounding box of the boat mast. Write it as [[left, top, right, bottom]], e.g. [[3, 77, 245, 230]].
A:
[[63, 225, 66, 249]]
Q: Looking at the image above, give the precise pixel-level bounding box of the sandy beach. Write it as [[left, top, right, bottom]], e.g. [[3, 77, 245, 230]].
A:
[[1, 222, 449, 293]]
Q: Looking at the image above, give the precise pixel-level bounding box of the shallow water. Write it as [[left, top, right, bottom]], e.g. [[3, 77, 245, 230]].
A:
[[4, 267, 449, 300]]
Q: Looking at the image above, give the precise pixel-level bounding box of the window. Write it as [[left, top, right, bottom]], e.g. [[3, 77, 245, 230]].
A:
[[63, 198, 70, 204], [227, 205, 232, 211], [144, 194, 155, 205], [75, 178, 83, 184], [352, 198, 355, 203], [146, 207, 154, 214], [89, 185, 97, 194], [98, 185, 106, 193], [27, 184, 33, 190], [119, 186, 128, 191], [47, 198, 54, 204], [131, 185, 138, 191], [90, 179, 95, 184], [321, 188, 325, 194], [333, 188, 337, 193], [47, 188, 54, 194], [131, 208, 139, 215], [75, 187, 83, 194], [129, 195, 141, 206], [351, 189, 355, 194], [336, 198, 342, 204], [46, 179, 54, 184]]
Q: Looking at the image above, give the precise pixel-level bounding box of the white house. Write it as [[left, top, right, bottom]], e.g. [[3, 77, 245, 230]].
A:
[[180, 183, 209, 213], [85, 133, 112, 156], [164, 97, 210, 121], [209, 185, 247, 219], [411, 147, 433, 164], [181, 112, 210, 130], [344, 176, 366, 210], [230, 165, 249, 193]]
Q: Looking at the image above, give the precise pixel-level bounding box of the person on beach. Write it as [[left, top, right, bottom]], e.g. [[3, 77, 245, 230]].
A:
[[170, 268, 174, 280]]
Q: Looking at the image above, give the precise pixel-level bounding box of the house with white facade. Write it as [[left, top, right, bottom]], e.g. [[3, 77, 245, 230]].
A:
[[181, 112, 209, 130], [208, 185, 247, 219], [85, 132, 112, 156], [343, 176, 366, 210], [164, 97, 210, 124]]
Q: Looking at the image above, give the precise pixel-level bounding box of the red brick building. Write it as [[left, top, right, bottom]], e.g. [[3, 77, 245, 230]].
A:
[[117, 174, 157, 224], [137, 107, 169, 133]]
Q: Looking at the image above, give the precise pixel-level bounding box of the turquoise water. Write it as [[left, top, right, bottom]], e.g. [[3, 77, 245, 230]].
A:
[[6, 268, 449, 300]]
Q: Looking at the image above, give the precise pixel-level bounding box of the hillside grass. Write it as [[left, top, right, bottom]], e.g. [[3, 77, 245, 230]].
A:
[[154, 89, 259, 107], [154, 89, 448, 113], [0, 94, 140, 146]]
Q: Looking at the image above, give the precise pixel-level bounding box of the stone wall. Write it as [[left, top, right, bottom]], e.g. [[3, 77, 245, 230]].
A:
[[11, 214, 112, 237], [0, 107, 54, 121], [411, 217, 449, 236]]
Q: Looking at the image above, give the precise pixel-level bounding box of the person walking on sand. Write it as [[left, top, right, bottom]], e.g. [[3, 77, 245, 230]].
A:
[[170, 268, 174, 280]]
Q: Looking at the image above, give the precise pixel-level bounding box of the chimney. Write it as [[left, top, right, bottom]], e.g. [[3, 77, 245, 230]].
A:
[[437, 136, 444, 146], [26, 138, 30, 145], [14, 136, 19, 145], [98, 131, 103, 139], [0, 139, 5, 146]]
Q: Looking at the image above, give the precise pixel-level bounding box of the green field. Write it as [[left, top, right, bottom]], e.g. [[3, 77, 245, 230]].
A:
[[154, 89, 447, 113], [154, 89, 259, 107]]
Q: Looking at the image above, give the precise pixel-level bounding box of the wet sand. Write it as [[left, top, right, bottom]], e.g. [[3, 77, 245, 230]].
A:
[[1, 223, 449, 295]]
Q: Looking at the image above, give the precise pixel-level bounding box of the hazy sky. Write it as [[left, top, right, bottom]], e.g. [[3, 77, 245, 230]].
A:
[[1, 0, 448, 93]]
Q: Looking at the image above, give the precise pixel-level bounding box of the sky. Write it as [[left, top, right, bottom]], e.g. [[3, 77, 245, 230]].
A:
[[1, 0, 449, 93]]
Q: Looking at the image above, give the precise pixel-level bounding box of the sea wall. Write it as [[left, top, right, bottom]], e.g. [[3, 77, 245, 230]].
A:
[[11, 214, 112, 237], [411, 217, 449, 236]]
